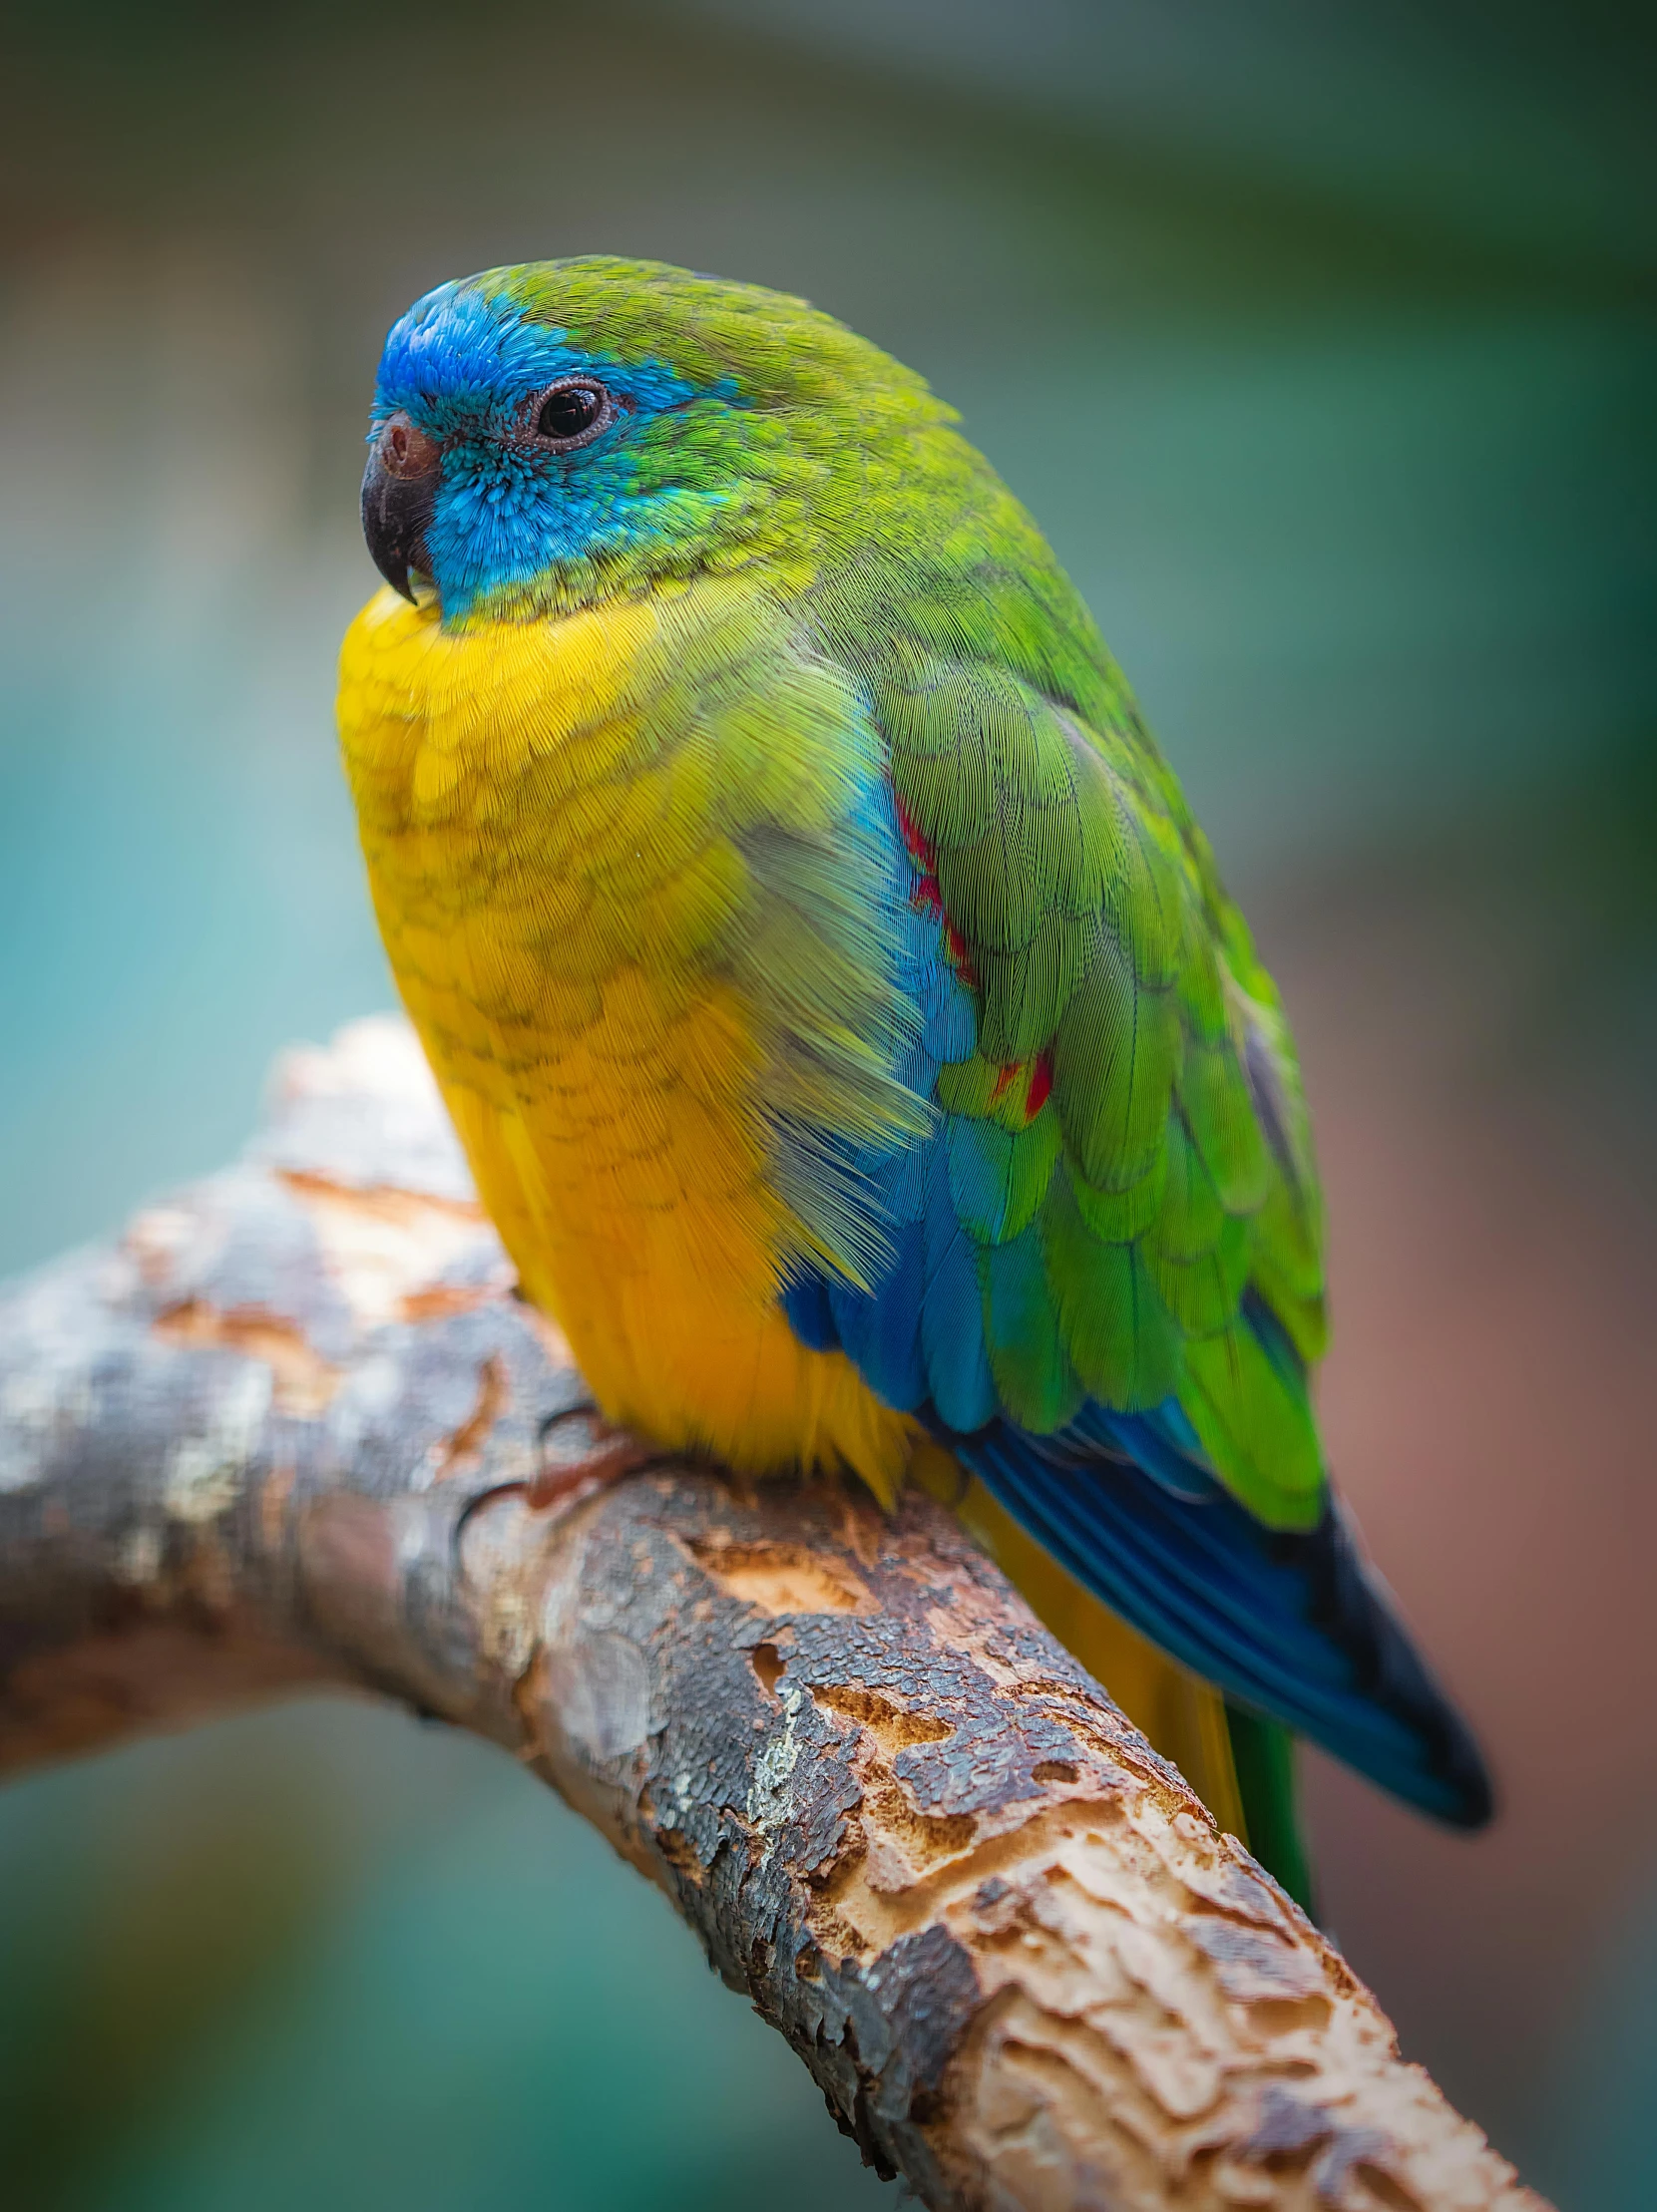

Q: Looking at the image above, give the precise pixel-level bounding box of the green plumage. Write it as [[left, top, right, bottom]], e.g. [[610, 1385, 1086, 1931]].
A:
[[858, 604, 1329, 1530]]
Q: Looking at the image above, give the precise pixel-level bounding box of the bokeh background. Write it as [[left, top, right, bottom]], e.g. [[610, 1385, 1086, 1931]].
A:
[[1, 1, 1653, 2204]]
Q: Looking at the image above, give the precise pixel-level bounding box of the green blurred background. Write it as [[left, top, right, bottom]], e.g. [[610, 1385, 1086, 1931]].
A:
[[1, 1, 1653, 2204]]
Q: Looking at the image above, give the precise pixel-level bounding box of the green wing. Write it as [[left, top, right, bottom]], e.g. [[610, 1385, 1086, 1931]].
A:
[[875, 639, 1330, 1531]]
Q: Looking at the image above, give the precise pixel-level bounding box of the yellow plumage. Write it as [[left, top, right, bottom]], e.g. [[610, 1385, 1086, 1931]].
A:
[[338, 580, 920, 1495]]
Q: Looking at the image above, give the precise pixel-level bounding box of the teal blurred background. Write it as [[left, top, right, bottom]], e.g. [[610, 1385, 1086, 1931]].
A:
[[1, 2, 1652, 2203]]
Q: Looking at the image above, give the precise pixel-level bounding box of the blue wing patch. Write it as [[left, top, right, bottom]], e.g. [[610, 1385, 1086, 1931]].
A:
[[782, 777, 983, 1419]]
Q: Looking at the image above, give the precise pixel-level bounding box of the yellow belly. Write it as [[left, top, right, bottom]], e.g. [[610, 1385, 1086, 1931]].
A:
[[336, 579, 917, 1496]]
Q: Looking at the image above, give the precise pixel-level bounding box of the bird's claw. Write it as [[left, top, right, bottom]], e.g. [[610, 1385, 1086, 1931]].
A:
[[528, 1406, 659, 1512]]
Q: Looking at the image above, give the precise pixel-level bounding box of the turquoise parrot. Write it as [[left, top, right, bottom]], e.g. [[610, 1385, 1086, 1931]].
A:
[[338, 258, 1491, 1906]]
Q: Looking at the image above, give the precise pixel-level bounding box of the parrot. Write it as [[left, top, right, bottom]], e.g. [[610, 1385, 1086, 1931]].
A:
[[337, 257, 1492, 1910]]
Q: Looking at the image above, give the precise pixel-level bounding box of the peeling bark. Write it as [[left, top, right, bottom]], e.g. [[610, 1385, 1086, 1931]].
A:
[[0, 1017, 1548, 2212]]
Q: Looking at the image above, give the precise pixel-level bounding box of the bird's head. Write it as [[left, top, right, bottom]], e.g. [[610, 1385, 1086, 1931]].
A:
[[360, 257, 950, 623]]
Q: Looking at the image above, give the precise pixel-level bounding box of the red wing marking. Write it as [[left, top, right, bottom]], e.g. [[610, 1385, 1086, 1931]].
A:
[[1025, 1051, 1053, 1120]]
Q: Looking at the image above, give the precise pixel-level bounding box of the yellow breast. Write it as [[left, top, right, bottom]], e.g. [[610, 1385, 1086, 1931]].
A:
[[336, 581, 916, 1494]]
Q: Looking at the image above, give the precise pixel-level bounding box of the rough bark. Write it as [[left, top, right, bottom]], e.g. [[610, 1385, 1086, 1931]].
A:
[[0, 1016, 1547, 2212]]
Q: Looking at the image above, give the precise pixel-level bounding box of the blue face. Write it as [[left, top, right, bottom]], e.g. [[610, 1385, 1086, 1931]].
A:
[[364, 281, 735, 618]]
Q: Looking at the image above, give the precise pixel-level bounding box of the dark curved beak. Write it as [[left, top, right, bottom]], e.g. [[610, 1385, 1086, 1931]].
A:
[[361, 412, 440, 601]]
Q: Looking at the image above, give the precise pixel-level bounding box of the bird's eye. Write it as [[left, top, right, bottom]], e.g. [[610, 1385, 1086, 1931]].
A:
[[530, 377, 615, 450]]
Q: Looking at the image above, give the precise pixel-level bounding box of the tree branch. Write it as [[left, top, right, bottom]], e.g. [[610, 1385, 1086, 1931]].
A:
[[0, 1017, 1546, 2212]]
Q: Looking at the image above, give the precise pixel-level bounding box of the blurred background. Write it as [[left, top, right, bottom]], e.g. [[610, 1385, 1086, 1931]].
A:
[[0, 0, 1652, 2203]]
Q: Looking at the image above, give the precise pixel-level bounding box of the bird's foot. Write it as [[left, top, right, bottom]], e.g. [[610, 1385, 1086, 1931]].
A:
[[528, 1406, 660, 1513]]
